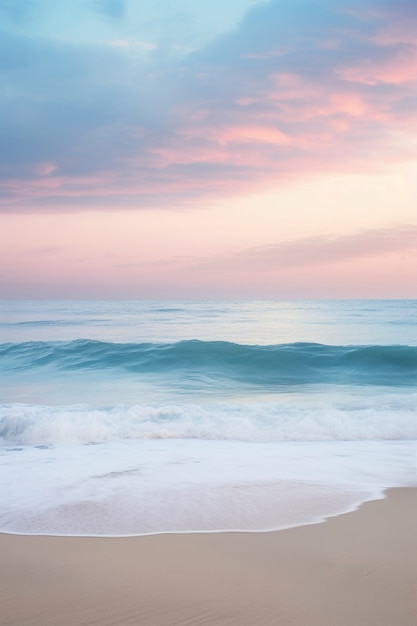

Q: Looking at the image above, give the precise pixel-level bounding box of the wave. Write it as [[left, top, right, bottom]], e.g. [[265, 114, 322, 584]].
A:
[[1, 339, 416, 387], [1, 395, 416, 444]]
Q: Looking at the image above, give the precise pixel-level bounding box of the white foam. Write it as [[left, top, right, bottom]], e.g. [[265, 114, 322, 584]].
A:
[[1, 393, 416, 445], [0, 439, 415, 536]]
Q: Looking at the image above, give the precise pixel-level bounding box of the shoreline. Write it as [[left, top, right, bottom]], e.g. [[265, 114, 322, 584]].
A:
[[1, 487, 416, 626], [0, 483, 387, 539]]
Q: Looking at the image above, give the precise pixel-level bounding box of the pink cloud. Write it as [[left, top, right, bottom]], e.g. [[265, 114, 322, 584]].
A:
[[150, 145, 229, 167], [317, 93, 368, 117], [190, 225, 417, 273], [338, 49, 417, 85], [34, 162, 59, 176], [1, 0, 416, 213], [216, 125, 291, 146]]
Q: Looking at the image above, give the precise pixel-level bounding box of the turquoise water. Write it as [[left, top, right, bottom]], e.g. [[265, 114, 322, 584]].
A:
[[0, 300, 416, 536]]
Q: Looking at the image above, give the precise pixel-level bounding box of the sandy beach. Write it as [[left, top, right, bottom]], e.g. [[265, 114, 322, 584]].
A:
[[1, 487, 415, 626]]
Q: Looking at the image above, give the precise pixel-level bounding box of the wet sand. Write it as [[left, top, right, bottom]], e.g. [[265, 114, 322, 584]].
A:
[[1, 488, 416, 626]]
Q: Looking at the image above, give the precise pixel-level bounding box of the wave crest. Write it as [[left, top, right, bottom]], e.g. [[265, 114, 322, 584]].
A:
[[1, 395, 416, 445], [1, 339, 416, 386]]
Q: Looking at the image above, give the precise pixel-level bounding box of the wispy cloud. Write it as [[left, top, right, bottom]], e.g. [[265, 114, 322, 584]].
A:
[[190, 225, 417, 273], [0, 0, 416, 211]]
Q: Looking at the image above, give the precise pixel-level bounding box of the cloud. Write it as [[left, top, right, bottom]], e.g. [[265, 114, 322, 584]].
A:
[[190, 225, 417, 273], [0, 0, 416, 211]]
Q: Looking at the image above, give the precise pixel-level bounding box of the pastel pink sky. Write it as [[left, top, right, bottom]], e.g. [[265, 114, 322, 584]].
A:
[[0, 0, 416, 298]]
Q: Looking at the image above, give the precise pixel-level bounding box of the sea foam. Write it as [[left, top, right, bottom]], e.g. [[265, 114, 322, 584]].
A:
[[1, 394, 416, 445], [0, 439, 415, 536]]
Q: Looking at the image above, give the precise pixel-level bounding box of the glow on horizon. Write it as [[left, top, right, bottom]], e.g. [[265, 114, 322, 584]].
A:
[[0, 0, 416, 298]]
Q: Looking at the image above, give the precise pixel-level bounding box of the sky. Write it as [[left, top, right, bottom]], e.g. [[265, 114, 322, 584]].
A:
[[0, 0, 416, 298]]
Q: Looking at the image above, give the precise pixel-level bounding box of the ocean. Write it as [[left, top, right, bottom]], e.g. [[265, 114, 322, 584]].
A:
[[0, 299, 416, 536]]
